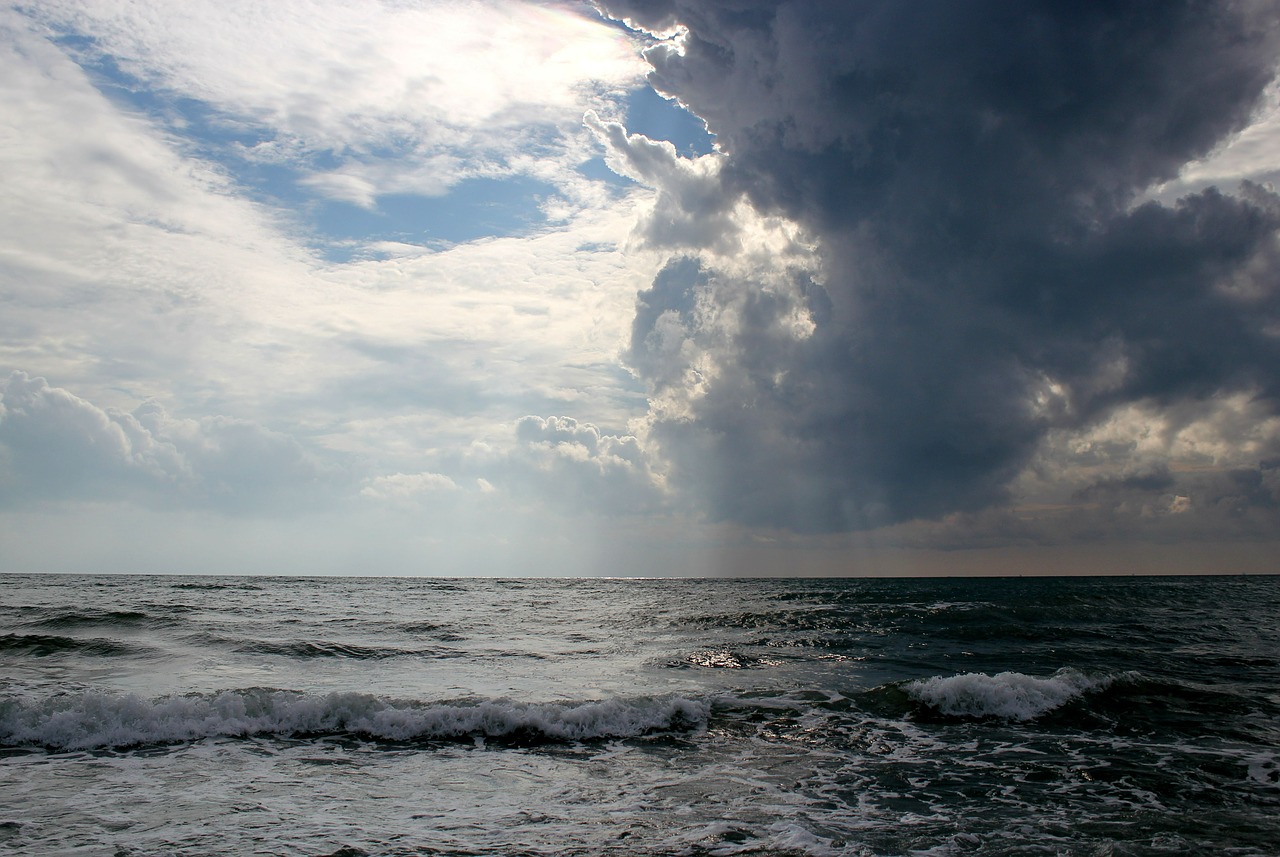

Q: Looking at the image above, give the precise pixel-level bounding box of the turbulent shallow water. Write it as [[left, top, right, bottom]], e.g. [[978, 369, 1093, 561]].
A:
[[1, 573, 1278, 856]]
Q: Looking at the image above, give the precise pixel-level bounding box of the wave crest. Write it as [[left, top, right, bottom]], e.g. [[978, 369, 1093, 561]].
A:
[[903, 668, 1111, 721], [0, 690, 709, 750], [232, 640, 463, 660], [0, 633, 140, 658]]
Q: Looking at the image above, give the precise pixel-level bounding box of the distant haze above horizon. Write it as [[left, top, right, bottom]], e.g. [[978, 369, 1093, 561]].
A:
[[2, 0, 1280, 577]]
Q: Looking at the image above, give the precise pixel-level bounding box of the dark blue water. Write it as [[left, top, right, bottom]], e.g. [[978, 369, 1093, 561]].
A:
[[1, 573, 1277, 855]]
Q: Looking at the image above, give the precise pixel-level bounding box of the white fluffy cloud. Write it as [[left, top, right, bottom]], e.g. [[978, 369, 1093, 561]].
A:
[[0, 1, 694, 574], [0, 372, 327, 510], [0, 10, 329, 408], [360, 472, 458, 503], [24, 0, 647, 203], [487, 415, 663, 514], [585, 111, 741, 253], [0, 4, 660, 463]]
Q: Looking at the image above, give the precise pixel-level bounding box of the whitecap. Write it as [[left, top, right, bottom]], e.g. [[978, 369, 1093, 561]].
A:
[[0, 689, 710, 750], [903, 668, 1110, 721]]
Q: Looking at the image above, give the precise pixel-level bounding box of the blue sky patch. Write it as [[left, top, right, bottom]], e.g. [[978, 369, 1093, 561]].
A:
[[56, 32, 714, 257], [625, 87, 714, 157], [311, 175, 559, 251]]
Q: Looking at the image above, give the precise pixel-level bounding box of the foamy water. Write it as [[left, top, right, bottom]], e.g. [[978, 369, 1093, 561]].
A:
[[2, 574, 1278, 855], [902, 667, 1115, 721], [0, 690, 709, 749]]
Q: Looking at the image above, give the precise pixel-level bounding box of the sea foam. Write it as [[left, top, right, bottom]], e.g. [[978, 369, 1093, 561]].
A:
[[903, 668, 1110, 721], [0, 689, 709, 750]]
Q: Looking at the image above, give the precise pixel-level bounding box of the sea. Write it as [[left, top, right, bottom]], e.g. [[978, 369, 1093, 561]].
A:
[[1, 573, 1277, 856]]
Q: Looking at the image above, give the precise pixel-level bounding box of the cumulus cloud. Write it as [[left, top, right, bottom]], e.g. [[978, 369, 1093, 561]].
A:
[[0, 372, 328, 511], [585, 111, 740, 253], [361, 471, 459, 502], [492, 415, 662, 514], [1002, 394, 1280, 542], [596, 0, 1280, 536]]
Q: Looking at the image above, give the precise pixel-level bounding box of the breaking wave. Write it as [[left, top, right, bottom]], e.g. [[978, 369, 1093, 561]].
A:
[[903, 668, 1115, 721], [0, 690, 710, 751]]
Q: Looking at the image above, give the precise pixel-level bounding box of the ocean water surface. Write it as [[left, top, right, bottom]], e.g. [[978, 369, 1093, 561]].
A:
[[1, 573, 1278, 855]]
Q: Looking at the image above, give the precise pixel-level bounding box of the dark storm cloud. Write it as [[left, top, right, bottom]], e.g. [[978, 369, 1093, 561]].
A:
[[597, 0, 1280, 532]]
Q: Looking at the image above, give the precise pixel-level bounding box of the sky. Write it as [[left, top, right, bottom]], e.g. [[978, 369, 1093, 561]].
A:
[[2, 0, 1280, 577]]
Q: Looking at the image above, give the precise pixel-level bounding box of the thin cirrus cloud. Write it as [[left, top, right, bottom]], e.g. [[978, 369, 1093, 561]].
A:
[[24, 0, 647, 212], [1, 0, 657, 418]]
